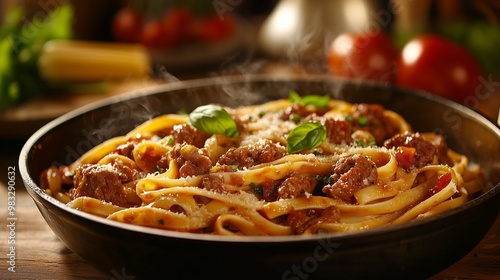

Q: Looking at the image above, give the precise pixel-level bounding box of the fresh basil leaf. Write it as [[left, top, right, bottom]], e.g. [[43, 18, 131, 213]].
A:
[[286, 122, 326, 154], [289, 91, 302, 103], [189, 104, 239, 138], [289, 91, 330, 108]]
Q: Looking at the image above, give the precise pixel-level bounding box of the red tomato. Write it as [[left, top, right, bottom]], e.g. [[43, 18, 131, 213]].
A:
[[326, 31, 396, 83], [189, 15, 235, 43], [162, 7, 194, 46], [428, 172, 452, 197], [139, 20, 169, 49], [397, 34, 482, 102], [112, 7, 143, 43]]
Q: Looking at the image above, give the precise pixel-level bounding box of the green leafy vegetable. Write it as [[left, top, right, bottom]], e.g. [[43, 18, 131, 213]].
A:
[[437, 21, 500, 76], [286, 122, 327, 154], [0, 37, 18, 108], [289, 91, 330, 108], [0, 4, 73, 109], [189, 104, 239, 138]]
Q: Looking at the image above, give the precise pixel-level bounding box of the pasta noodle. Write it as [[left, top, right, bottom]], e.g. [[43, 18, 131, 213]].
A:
[[40, 93, 487, 236]]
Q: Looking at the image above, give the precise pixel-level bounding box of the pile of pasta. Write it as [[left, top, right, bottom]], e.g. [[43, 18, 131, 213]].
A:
[[40, 94, 486, 236]]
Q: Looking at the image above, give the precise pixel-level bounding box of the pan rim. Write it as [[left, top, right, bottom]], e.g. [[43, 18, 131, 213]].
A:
[[19, 74, 500, 243]]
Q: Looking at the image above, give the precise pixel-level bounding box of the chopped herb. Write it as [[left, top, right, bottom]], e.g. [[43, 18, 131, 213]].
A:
[[154, 165, 162, 173], [313, 150, 324, 156], [368, 136, 376, 147], [286, 122, 327, 154], [167, 137, 175, 145], [189, 104, 239, 138], [158, 219, 165, 225], [290, 113, 301, 123], [355, 140, 366, 147], [355, 137, 376, 147], [230, 165, 238, 171], [249, 182, 263, 195], [345, 115, 353, 123], [289, 91, 330, 108], [258, 111, 267, 118], [314, 175, 334, 185], [357, 115, 368, 127]]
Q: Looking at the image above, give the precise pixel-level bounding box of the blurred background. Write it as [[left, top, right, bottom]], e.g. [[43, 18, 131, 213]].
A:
[[0, 0, 499, 138]]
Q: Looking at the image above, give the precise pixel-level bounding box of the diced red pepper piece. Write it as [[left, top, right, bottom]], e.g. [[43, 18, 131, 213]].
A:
[[395, 146, 416, 171], [428, 172, 452, 197]]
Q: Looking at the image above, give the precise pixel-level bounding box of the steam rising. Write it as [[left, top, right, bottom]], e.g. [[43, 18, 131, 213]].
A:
[[78, 0, 406, 149]]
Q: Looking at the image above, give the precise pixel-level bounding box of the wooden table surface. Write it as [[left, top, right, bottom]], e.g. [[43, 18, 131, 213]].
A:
[[0, 73, 499, 279]]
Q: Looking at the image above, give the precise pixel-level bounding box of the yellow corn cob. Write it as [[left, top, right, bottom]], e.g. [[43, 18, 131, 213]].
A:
[[38, 40, 150, 83]]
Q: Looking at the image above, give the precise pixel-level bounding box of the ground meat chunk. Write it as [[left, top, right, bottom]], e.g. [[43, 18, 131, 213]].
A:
[[384, 132, 441, 168], [322, 155, 377, 202], [277, 172, 317, 199], [134, 144, 169, 174], [217, 140, 286, 169], [281, 103, 329, 121], [231, 112, 248, 134], [114, 142, 136, 159], [287, 206, 341, 234], [172, 124, 211, 148], [70, 163, 130, 207], [426, 134, 453, 166], [112, 161, 137, 182], [212, 165, 237, 173], [324, 118, 353, 144], [262, 181, 279, 202], [351, 104, 392, 145], [281, 103, 309, 121], [169, 144, 212, 177], [202, 174, 226, 193], [58, 165, 75, 185]]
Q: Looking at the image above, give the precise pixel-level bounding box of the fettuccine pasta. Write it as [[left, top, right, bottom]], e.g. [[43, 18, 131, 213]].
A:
[[40, 93, 486, 236]]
